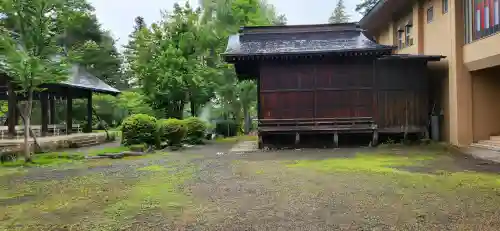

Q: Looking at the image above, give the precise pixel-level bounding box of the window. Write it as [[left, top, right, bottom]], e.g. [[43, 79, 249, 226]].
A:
[[486, 6, 490, 29], [476, 9, 481, 32], [495, 0, 499, 26], [397, 29, 404, 48], [442, 0, 448, 14], [427, 6, 434, 23], [405, 24, 413, 46]]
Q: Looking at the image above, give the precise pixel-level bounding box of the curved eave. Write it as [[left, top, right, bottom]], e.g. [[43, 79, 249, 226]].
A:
[[222, 48, 394, 63]]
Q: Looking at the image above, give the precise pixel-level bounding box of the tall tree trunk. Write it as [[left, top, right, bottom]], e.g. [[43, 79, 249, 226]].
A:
[[243, 106, 250, 135], [165, 100, 185, 119], [190, 99, 197, 117], [21, 88, 34, 163]]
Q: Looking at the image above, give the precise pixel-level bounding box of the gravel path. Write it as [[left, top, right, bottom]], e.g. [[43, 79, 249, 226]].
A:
[[2, 143, 500, 230]]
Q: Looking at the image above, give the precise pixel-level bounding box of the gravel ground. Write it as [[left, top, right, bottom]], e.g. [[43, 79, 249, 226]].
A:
[[2, 143, 500, 230]]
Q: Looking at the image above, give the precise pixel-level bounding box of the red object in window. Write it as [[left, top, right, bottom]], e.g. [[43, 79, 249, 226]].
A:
[[481, 0, 485, 29]]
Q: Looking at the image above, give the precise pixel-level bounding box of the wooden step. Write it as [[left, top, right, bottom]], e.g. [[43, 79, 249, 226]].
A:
[[490, 136, 500, 141], [479, 139, 500, 146], [73, 140, 100, 148], [470, 143, 500, 152]]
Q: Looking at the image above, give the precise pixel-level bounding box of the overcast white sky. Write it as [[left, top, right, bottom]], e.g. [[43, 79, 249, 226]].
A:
[[88, 0, 363, 49]]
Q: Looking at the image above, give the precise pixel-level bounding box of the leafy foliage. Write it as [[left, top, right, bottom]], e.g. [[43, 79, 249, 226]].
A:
[[121, 114, 157, 146], [157, 119, 187, 147], [215, 120, 238, 137], [355, 0, 380, 16], [329, 0, 350, 23], [184, 117, 207, 144], [59, 2, 126, 89], [0, 0, 72, 162]]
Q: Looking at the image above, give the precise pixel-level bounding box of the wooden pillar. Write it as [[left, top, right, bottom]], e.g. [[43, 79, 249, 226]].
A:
[[40, 92, 49, 136], [86, 91, 92, 133], [7, 82, 17, 137], [66, 92, 73, 134], [49, 96, 56, 125]]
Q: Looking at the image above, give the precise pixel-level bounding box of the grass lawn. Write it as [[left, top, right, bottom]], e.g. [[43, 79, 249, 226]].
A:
[[0, 145, 149, 177]]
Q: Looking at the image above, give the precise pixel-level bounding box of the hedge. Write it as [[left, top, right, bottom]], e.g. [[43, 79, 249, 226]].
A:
[[184, 117, 207, 144], [157, 118, 187, 147], [121, 114, 157, 146]]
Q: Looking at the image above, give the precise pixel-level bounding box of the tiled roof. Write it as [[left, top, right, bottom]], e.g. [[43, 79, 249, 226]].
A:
[[1, 52, 119, 95], [56, 65, 120, 95], [223, 23, 394, 59]]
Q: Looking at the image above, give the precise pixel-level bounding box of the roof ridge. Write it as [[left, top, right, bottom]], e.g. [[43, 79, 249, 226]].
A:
[[239, 23, 363, 34]]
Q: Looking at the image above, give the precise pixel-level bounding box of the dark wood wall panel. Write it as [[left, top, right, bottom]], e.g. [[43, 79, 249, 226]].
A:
[[315, 90, 372, 118], [257, 57, 432, 134], [260, 91, 313, 119], [259, 59, 375, 120], [375, 60, 429, 132]]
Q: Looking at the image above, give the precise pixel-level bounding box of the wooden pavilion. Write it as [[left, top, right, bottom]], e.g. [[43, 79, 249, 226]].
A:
[[0, 64, 120, 138], [222, 23, 444, 147]]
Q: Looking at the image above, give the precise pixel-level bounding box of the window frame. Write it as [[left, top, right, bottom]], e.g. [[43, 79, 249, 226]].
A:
[[485, 5, 491, 29], [495, 0, 499, 26], [442, 0, 448, 14], [476, 8, 481, 32], [397, 28, 404, 49], [405, 24, 413, 46], [427, 6, 434, 23]]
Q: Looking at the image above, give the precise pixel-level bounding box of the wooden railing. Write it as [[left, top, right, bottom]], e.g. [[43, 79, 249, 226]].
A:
[[0, 124, 83, 140]]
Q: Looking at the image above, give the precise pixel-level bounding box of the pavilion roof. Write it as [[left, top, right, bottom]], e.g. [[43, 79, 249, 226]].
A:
[[222, 23, 395, 62], [50, 64, 120, 95]]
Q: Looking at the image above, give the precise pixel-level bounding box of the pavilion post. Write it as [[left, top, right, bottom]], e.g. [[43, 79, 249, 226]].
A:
[[49, 96, 56, 124], [86, 91, 92, 133], [66, 91, 73, 134], [40, 92, 49, 136], [7, 82, 17, 138]]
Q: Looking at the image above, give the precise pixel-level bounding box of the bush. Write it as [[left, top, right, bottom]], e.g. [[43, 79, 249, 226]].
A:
[[215, 120, 238, 137], [183, 117, 207, 144], [121, 114, 157, 146], [157, 119, 187, 147]]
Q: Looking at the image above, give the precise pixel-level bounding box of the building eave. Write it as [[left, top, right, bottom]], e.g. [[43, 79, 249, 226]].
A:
[[359, 0, 418, 32], [222, 48, 395, 63]]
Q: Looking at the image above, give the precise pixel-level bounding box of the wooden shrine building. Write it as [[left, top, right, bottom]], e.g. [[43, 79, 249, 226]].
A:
[[0, 64, 120, 138], [222, 23, 444, 147]]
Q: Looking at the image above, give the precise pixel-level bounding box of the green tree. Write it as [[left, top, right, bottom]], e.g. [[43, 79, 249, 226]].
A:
[[124, 0, 284, 128], [56, 0, 125, 89], [329, 0, 350, 23], [238, 80, 257, 134], [356, 0, 379, 16], [0, 0, 70, 162], [198, 0, 280, 127]]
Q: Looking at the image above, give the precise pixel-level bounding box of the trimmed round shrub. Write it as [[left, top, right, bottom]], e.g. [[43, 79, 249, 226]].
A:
[[183, 117, 207, 144], [215, 120, 238, 137], [158, 119, 187, 147], [121, 114, 157, 146]]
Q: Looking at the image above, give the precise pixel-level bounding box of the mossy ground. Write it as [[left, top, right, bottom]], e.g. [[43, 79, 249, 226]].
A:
[[1, 143, 500, 230], [0, 151, 194, 230]]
